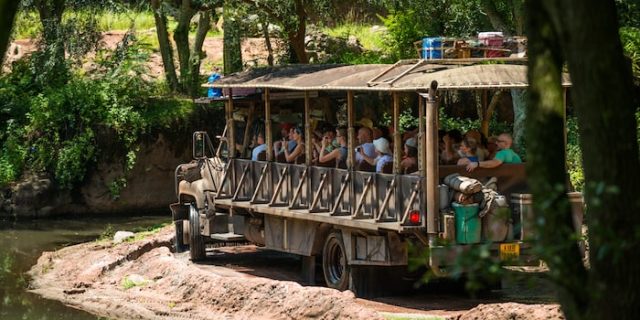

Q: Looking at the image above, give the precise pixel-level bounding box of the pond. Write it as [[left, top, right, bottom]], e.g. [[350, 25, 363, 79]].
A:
[[0, 215, 170, 320]]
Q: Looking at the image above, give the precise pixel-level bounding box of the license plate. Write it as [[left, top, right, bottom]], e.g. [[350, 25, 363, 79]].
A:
[[500, 243, 520, 260]]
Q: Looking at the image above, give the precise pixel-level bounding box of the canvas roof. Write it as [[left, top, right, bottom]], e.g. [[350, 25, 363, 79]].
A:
[[206, 61, 572, 92]]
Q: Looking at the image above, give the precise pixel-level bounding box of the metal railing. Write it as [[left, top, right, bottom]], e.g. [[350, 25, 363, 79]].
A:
[[211, 159, 425, 227]]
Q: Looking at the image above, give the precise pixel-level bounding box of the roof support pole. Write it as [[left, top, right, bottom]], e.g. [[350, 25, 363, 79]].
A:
[[347, 91, 355, 169], [425, 82, 439, 241], [265, 88, 273, 161], [304, 91, 312, 166], [392, 92, 401, 174], [227, 88, 236, 158], [418, 93, 426, 182]]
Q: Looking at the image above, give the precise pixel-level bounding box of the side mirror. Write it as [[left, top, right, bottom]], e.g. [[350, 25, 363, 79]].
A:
[[193, 131, 207, 159]]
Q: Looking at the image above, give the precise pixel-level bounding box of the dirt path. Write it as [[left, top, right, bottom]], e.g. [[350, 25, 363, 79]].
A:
[[28, 226, 566, 320], [4, 31, 276, 75]]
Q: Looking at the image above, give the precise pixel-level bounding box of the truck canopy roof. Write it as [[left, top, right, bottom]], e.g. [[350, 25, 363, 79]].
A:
[[208, 60, 572, 92]]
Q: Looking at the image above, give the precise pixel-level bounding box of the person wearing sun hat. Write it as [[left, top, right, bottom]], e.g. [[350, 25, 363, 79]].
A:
[[358, 137, 393, 173]]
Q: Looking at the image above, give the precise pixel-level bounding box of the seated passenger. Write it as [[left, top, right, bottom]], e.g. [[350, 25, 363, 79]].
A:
[[355, 126, 376, 165], [251, 132, 267, 161], [401, 137, 418, 174], [359, 137, 393, 173], [464, 129, 489, 161], [314, 125, 336, 156], [466, 133, 522, 172], [457, 137, 478, 166], [441, 130, 462, 164], [318, 127, 347, 167], [282, 126, 305, 164]]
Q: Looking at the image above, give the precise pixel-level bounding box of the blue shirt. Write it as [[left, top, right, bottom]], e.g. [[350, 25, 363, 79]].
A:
[[355, 142, 376, 163], [375, 154, 393, 173], [251, 144, 267, 161]]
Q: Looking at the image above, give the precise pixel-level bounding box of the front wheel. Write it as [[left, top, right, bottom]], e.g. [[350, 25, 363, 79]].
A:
[[322, 231, 350, 291], [189, 203, 206, 261]]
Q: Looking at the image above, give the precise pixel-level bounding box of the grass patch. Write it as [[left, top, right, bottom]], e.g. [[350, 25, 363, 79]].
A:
[[121, 275, 149, 290], [323, 23, 387, 51], [125, 222, 170, 243]]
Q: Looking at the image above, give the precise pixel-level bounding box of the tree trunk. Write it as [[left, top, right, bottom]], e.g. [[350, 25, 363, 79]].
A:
[[527, 0, 640, 319], [35, 0, 66, 84], [511, 0, 525, 36], [480, 0, 512, 35], [151, 0, 179, 92], [173, 0, 196, 94], [261, 17, 274, 66], [223, 4, 243, 74], [289, 0, 308, 63], [0, 0, 19, 64], [187, 10, 211, 97], [525, 2, 588, 319], [545, 0, 640, 319]]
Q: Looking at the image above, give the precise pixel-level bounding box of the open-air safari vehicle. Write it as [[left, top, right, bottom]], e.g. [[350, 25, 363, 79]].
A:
[[170, 59, 583, 296]]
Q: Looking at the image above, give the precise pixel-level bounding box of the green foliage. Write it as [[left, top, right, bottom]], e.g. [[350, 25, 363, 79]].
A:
[[620, 26, 640, 84], [566, 117, 584, 191], [438, 107, 512, 136], [98, 224, 115, 241], [323, 23, 386, 51], [378, 1, 486, 59], [0, 30, 193, 191]]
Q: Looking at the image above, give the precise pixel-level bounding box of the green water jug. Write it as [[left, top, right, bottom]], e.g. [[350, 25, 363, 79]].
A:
[[452, 202, 481, 244]]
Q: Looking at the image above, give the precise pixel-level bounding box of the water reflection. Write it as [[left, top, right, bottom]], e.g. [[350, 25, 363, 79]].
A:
[[0, 215, 170, 319]]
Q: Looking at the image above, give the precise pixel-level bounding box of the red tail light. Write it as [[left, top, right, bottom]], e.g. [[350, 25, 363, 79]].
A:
[[409, 210, 421, 224]]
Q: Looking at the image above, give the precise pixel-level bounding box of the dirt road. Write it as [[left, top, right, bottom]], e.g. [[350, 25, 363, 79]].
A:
[[28, 226, 565, 320]]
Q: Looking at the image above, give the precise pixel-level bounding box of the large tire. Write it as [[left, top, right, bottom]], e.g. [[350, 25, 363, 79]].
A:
[[174, 220, 187, 253], [189, 204, 206, 261], [322, 231, 350, 291]]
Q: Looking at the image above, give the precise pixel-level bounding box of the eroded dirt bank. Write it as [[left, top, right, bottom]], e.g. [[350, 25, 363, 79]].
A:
[[29, 226, 565, 320]]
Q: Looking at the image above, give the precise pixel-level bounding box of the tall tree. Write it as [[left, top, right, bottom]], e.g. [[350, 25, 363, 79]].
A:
[[240, 0, 332, 63], [526, 0, 640, 319], [0, 0, 19, 64], [151, 0, 218, 97]]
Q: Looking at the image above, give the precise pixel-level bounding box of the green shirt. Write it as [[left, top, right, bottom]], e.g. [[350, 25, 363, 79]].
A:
[[495, 148, 522, 164]]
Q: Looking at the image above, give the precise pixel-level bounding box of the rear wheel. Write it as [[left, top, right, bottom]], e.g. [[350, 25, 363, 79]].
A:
[[322, 231, 350, 291], [189, 204, 206, 261]]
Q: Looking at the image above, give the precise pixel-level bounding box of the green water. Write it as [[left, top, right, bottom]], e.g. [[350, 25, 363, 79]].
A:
[[0, 215, 170, 320]]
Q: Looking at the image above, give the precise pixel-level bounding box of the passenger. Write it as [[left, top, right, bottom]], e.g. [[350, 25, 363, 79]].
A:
[[466, 133, 522, 172], [283, 126, 305, 163], [456, 137, 478, 166], [441, 130, 462, 164], [355, 126, 376, 165], [251, 132, 267, 161], [359, 137, 393, 173], [314, 125, 336, 156], [464, 129, 489, 161], [274, 123, 296, 156], [318, 127, 347, 166], [401, 137, 418, 174]]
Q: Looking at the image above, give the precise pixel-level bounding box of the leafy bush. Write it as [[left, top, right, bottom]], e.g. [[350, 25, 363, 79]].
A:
[[0, 32, 193, 191]]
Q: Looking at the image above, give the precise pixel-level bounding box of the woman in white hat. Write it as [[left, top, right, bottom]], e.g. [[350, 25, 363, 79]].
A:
[[359, 137, 393, 173]]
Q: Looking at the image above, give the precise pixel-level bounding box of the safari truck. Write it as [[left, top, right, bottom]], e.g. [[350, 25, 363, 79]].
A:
[[169, 59, 582, 296]]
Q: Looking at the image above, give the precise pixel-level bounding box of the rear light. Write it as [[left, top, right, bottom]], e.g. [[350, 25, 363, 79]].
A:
[[409, 210, 421, 224]]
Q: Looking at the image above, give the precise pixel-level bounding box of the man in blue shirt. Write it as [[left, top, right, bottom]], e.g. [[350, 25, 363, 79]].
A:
[[251, 132, 267, 161]]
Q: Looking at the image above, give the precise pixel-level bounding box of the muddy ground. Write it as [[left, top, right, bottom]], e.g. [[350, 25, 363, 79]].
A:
[[29, 226, 565, 320]]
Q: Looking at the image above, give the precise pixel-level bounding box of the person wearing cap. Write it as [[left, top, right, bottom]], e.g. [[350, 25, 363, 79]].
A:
[[359, 137, 393, 173], [355, 126, 376, 164], [401, 137, 418, 174], [274, 123, 297, 156]]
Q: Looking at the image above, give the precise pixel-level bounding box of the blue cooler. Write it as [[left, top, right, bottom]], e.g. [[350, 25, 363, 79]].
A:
[[422, 37, 443, 59]]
